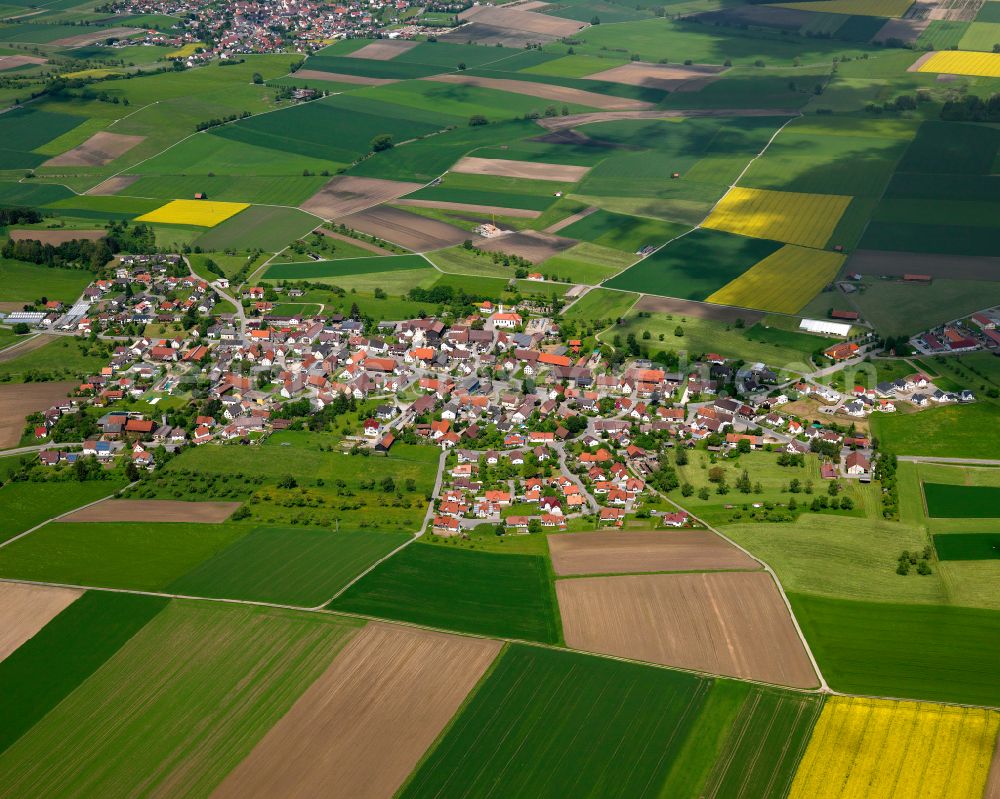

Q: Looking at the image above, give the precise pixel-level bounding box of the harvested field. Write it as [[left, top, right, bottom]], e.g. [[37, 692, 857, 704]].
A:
[[51, 27, 143, 47], [346, 39, 419, 60], [846, 249, 1000, 280], [459, 4, 585, 36], [0, 55, 47, 70], [43, 131, 144, 167], [339, 205, 468, 251], [0, 381, 75, 450], [8, 229, 105, 245], [85, 174, 139, 196], [394, 198, 541, 218], [451, 156, 589, 182], [57, 499, 240, 524], [634, 294, 765, 323], [0, 582, 81, 663], [317, 228, 395, 255], [548, 529, 760, 576], [300, 176, 424, 220], [476, 229, 575, 262], [873, 17, 930, 42], [545, 205, 598, 233], [421, 73, 652, 111], [585, 61, 725, 92], [214, 623, 501, 799], [291, 69, 397, 85], [557, 571, 818, 687], [537, 107, 799, 132]]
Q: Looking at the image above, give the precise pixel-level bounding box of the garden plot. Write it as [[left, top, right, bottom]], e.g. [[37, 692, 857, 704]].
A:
[[0, 583, 81, 663], [585, 62, 726, 92], [346, 39, 419, 60], [451, 156, 589, 182], [340, 205, 469, 251], [548, 529, 760, 576], [57, 500, 240, 524], [557, 571, 817, 687], [421, 74, 652, 111], [43, 132, 144, 167], [475, 230, 575, 262], [214, 624, 501, 799], [301, 177, 425, 220]]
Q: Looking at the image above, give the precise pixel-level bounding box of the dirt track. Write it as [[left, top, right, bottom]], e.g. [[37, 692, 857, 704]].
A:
[[847, 249, 1000, 280], [476, 229, 574, 262], [452, 156, 589, 182], [57, 499, 240, 524], [634, 295, 765, 323], [347, 39, 418, 60], [294, 69, 398, 86], [300, 176, 423, 220], [585, 62, 725, 92], [0, 381, 76, 450], [557, 571, 818, 687], [8, 229, 105, 245], [44, 132, 144, 168], [548, 529, 760, 576], [0, 582, 82, 663], [340, 205, 468, 251], [423, 73, 652, 111], [537, 107, 799, 131], [394, 198, 541, 218], [86, 175, 139, 196], [212, 623, 501, 799]]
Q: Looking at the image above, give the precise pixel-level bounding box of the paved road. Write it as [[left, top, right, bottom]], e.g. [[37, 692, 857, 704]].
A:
[[0, 442, 77, 456]]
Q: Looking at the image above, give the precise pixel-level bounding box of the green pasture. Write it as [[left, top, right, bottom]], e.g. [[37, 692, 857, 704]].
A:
[[897, 120, 1000, 176], [958, 20, 1000, 49], [538, 242, 636, 284], [264, 254, 427, 280], [924, 483, 1000, 519], [0, 260, 93, 304], [557, 209, 688, 253], [0, 106, 84, 169], [871, 401, 1000, 459], [330, 543, 562, 644], [933, 533, 1000, 561], [563, 287, 638, 321], [193, 205, 319, 252]]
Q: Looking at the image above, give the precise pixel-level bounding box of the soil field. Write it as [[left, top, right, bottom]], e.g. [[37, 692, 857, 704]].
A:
[[300, 176, 424, 220], [585, 62, 725, 92], [0, 55, 47, 70], [0, 333, 50, 363], [633, 295, 765, 323], [57, 499, 240, 524], [50, 27, 143, 47], [339, 205, 468, 251], [440, 22, 562, 47], [846, 249, 1000, 280], [460, 4, 586, 36], [346, 39, 419, 60], [873, 17, 930, 42], [43, 132, 144, 167], [421, 74, 652, 111], [7, 229, 105, 244], [292, 69, 398, 86], [557, 571, 817, 687], [548, 529, 760, 576], [0, 582, 81, 663], [451, 156, 589, 182], [214, 623, 501, 799], [85, 174, 140, 196], [0, 381, 75, 449], [476, 229, 575, 262], [317, 227, 395, 255]]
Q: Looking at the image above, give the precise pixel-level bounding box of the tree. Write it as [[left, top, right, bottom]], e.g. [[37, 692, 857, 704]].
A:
[[736, 469, 752, 494], [468, 114, 488, 126], [12, 323, 29, 335], [252, 72, 263, 84], [737, 438, 752, 454], [674, 325, 684, 337], [370, 133, 393, 152], [708, 466, 725, 483], [681, 482, 694, 497], [789, 477, 801, 493], [591, 14, 600, 23], [528, 518, 542, 534], [278, 475, 297, 489], [698, 486, 710, 500], [675, 447, 688, 466]]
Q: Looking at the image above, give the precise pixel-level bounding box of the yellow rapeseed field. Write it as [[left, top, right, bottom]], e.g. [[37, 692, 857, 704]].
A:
[[917, 50, 1000, 78], [137, 200, 250, 228], [702, 187, 852, 249], [772, 0, 912, 16], [706, 244, 844, 314], [790, 696, 1000, 799]]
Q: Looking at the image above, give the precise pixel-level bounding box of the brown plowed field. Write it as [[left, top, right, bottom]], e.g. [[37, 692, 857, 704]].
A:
[[43, 132, 144, 167], [346, 39, 418, 60], [548, 529, 760, 576], [634, 294, 765, 323], [459, 4, 585, 36], [51, 27, 142, 46], [0, 582, 82, 663], [0, 55, 47, 70], [475, 230, 575, 262], [452, 156, 589, 182], [317, 228, 395, 255], [340, 205, 468, 251], [422, 73, 652, 111], [847, 249, 1000, 280], [585, 62, 725, 92], [8, 229, 105, 245], [0, 381, 76, 449], [57, 499, 240, 524], [293, 69, 398, 86], [300, 176, 423, 220], [394, 198, 541, 218], [557, 571, 818, 687], [85, 175, 139, 196], [537, 107, 799, 131], [212, 623, 501, 799]]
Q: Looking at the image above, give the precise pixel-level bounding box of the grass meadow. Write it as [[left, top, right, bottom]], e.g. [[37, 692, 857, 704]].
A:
[[0, 260, 94, 304], [0, 480, 127, 544]]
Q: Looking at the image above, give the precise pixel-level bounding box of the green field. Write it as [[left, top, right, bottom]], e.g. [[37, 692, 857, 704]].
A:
[[563, 287, 638, 322], [0, 337, 112, 383], [871, 402, 1000, 459], [0, 106, 83, 169], [330, 543, 561, 643], [400, 644, 709, 799], [191, 205, 319, 252], [0, 521, 250, 590], [0, 591, 167, 754], [167, 527, 411, 606], [0, 260, 93, 304], [264, 254, 428, 280], [558, 209, 688, 253], [933, 533, 1000, 561], [0, 479, 127, 544], [790, 593, 1000, 706], [0, 601, 361, 797], [923, 483, 1000, 519]]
